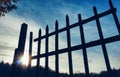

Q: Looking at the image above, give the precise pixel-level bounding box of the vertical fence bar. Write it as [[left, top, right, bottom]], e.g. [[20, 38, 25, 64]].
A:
[[66, 15, 73, 77], [109, 0, 120, 34], [55, 20, 59, 77], [78, 14, 89, 77], [93, 7, 112, 77], [45, 26, 49, 77], [28, 32, 33, 77], [36, 29, 41, 77], [28, 32, 33, 67]]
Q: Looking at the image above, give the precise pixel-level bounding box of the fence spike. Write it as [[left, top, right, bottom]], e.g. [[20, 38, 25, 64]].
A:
[[109, 0, 114, 8], [93, 6, 96, 11], [39, 28, 41, 35], [66, 14, 69, 26], [93, 7, 97, 15], [22, 23, 27, 26], [46, 25, 49, 33], [78, 14, 82, 22], [66, 14, 69, 17], [55, 20, 58, 29], [55, 20, 58, 25]]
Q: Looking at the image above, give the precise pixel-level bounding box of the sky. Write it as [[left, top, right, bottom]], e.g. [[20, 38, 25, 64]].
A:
[[0, 0, 120, 74]]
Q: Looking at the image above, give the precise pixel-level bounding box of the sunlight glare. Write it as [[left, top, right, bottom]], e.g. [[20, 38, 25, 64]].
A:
[[20, 53, 29, 66]]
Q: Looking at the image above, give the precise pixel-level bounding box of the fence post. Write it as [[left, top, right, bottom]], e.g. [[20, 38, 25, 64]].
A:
[[13, 23, 28, 65], [29, 32, 33, 67], [36, 29, 41, 77], [66, 15, 73, 77], [12, 23, 28, 77], [109, 0, 120, 34], [28, 32, 33, 77], [78, 14, 89, 77], [93, 7, 112, 77], [55, 20, 59, 77], [45, 26, 49, 77]]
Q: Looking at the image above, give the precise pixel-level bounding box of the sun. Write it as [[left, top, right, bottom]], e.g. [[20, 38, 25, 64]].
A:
[[20, 53, 29, 66]]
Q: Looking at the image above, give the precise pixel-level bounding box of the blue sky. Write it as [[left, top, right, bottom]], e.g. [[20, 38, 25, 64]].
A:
[[0, 0, 120, 74]]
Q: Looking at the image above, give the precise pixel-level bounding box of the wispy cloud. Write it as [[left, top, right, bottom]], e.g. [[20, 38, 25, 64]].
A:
[[0, 13, 41, 63], [0, 53, 11, 57]]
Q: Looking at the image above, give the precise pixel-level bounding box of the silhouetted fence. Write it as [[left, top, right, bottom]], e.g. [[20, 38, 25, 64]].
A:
[[26, 0, 120, 77]]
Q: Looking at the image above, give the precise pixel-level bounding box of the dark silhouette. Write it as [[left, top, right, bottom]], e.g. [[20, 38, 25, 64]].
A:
[[3, 0, 118, 77], [0, 62, 120, 77], [0, 0, 19, 16], [55, 20, 59, 77], [13, 23, 28, 65], [31, 0, 120, 77], [12, 23, 27, 77], [78, 14, 89, 77]]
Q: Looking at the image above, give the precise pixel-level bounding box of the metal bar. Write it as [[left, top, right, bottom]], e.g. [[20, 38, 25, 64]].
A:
[[28, 32, 33, 77], [28, 32, 33, 67], [93, 7, 112, 76], [55, 20, 59, 77], [45, 26, 49, 77], [36, 29, 41, 77], [66, 15, 73, 77], [78, 14, 89, 77], [32, 35, 120, 59]]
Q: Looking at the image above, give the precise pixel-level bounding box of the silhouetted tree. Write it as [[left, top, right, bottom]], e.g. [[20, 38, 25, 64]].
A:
[[0, 0, 19, 16]]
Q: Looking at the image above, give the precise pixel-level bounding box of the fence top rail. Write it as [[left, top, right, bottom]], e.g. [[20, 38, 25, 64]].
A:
[[34, 7, 116, 42]]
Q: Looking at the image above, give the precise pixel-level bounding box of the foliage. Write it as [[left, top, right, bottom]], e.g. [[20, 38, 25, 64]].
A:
[[0, 61, 120, 77], [0, 0, 19, 16]]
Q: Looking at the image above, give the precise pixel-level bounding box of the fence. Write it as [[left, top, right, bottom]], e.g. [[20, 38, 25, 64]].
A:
[[27, 0, 120, 77]]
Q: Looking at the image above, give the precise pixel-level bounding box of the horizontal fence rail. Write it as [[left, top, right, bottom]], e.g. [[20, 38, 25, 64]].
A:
[[27, 0, 120, 77], [32, 35, 120, 59]]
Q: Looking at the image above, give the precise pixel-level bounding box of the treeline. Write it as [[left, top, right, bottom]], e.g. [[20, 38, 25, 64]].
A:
[[0, 61, 120, 77]]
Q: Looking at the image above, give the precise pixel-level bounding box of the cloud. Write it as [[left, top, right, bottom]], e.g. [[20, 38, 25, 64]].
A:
[[0, 53, 11, 57], [0, 42, 14, 50], [0, 13, 42, 63], [0, 12, 70, 73]]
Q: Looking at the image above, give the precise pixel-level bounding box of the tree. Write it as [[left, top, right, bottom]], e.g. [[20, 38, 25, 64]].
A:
[[0, 0, 19, 16]]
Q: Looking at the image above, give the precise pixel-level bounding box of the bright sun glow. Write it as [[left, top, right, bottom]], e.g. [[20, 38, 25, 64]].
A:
[[20, 53, 29, 66]]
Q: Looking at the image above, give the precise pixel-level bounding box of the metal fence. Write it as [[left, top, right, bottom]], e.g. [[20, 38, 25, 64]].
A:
[[28, 0, 120, 77]]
